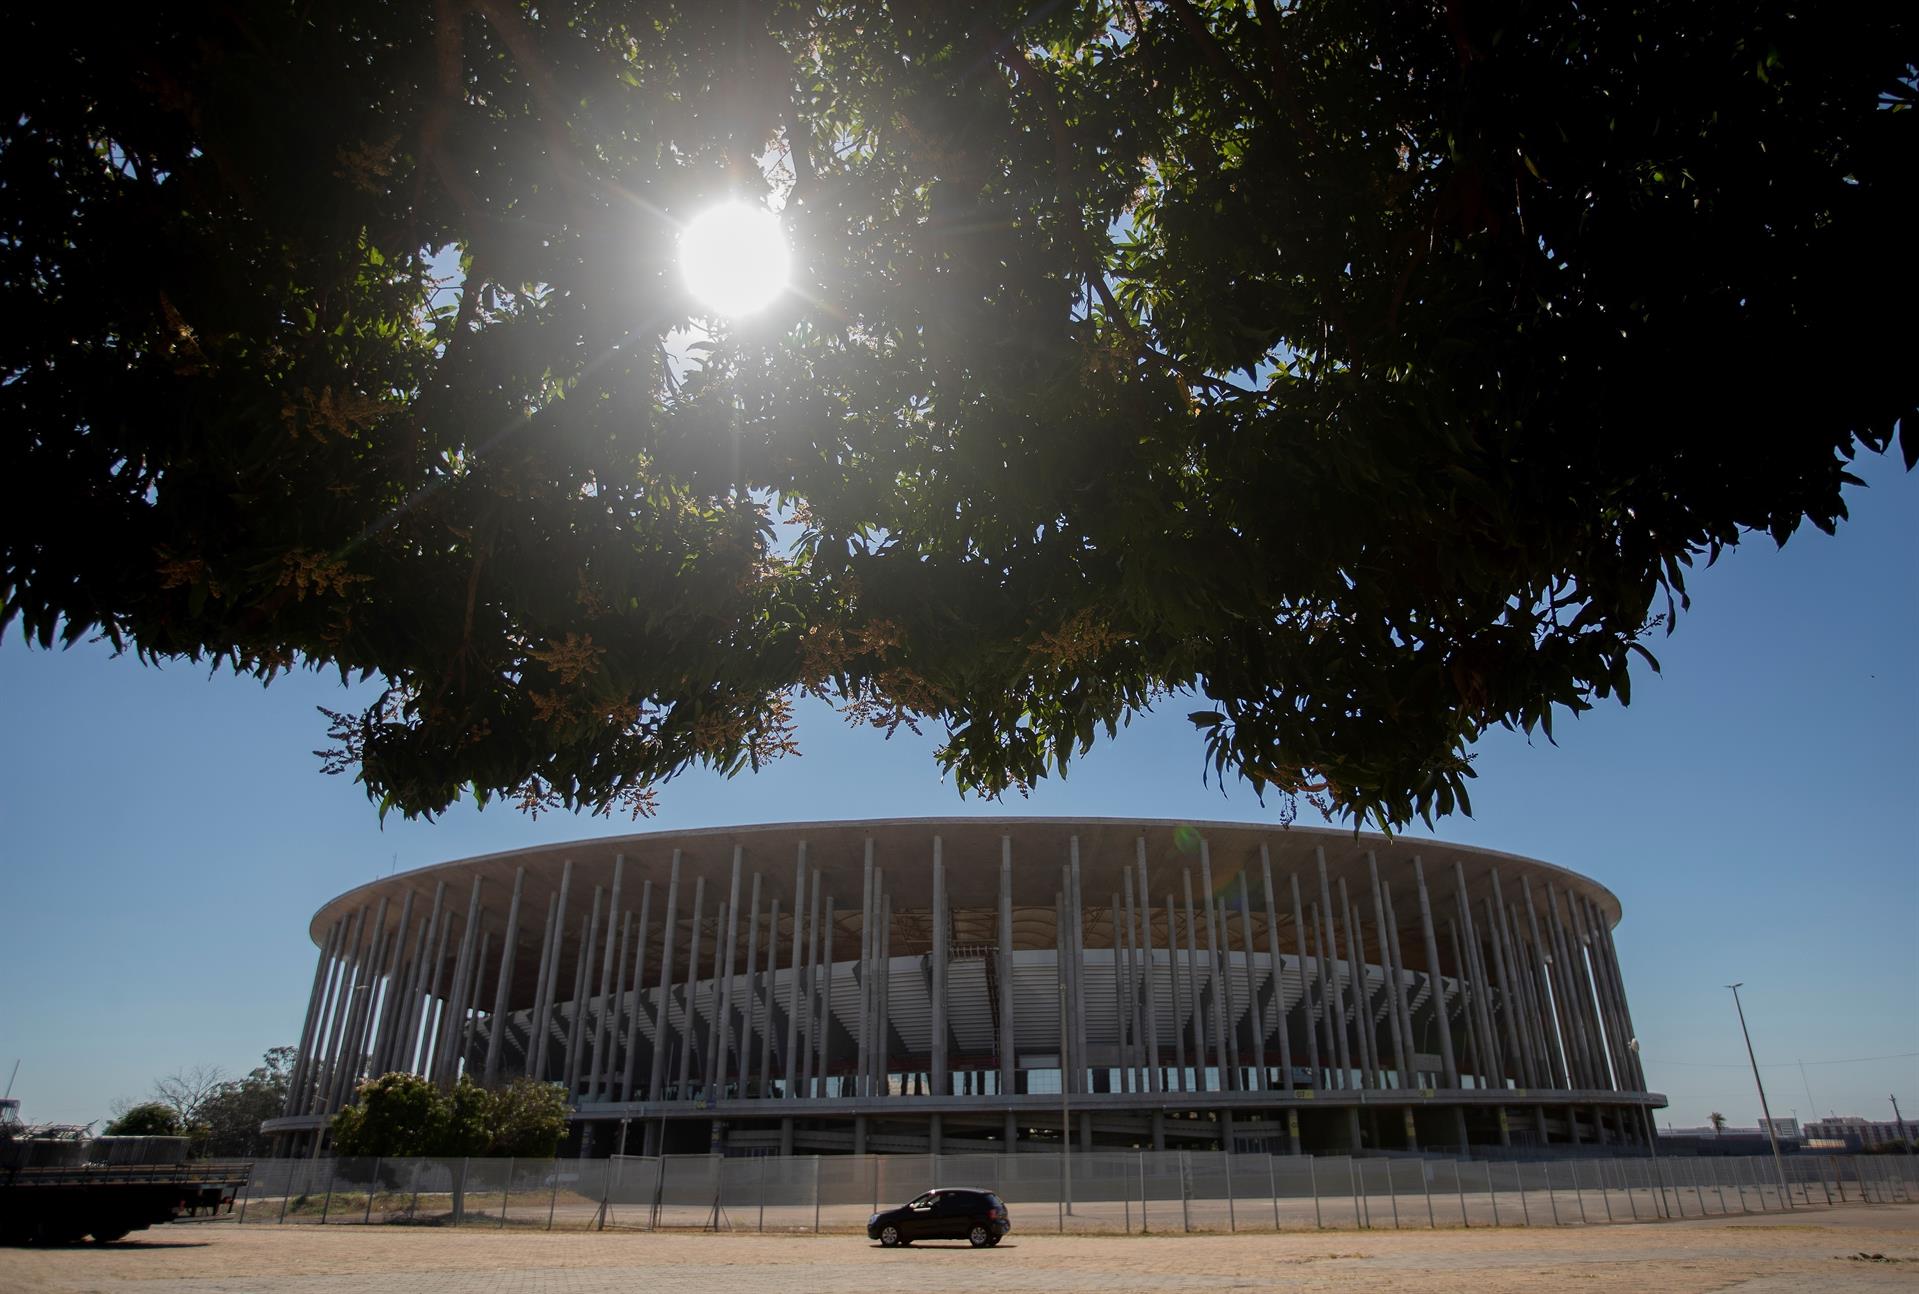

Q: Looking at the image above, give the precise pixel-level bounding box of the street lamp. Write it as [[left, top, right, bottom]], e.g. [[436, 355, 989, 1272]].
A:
[[1726, 983, 1792, 1202]]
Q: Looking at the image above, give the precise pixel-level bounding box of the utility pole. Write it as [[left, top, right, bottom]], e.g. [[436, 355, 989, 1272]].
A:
[[1726, 984, 1791, 1201]]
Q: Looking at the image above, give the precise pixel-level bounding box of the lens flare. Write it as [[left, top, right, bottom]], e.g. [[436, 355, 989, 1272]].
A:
[[679, 203, 789, 318]]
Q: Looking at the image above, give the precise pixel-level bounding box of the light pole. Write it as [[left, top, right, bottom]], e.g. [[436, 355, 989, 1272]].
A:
[[1726, 983, 1791, 1201]]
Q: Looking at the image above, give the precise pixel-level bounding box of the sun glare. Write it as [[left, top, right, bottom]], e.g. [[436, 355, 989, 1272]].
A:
[[679, 203, 789, 318]]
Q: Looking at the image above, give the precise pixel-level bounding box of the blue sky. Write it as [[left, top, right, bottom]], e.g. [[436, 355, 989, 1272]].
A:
[[1, 453, 1913, 1132]]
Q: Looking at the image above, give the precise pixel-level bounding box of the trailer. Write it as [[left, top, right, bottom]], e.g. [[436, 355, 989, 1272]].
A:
[[0, 1161, 250, 1244], [0, 1098, 250, 1244]]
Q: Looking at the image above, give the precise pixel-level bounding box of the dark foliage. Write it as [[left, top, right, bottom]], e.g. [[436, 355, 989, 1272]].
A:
[[3, 3, 1911, 828]]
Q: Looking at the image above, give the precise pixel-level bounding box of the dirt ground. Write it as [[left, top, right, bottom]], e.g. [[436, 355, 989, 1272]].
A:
[[8, 1202, 1917, 1293]]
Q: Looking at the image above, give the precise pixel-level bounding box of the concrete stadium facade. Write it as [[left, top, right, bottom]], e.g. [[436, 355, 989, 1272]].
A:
[[263, 819, 1666, 1157]]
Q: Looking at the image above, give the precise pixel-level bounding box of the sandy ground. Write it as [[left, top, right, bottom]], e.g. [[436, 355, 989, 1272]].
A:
[[7, 1203, 1916, 1293]]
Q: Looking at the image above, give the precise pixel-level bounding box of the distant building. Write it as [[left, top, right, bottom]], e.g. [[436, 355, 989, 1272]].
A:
[[1803, 1116, 1912, 1151]]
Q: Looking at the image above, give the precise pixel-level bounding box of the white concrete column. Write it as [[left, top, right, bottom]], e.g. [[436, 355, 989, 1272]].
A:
[[419, 898, 456, 1080], [648, 852, 682, 1101], [674, 874, 706, 1099], [601, 910, 632, 1100], [1166, 891, 1188, 1091], [531, 860, 573, 1080], [629, 871, 660, 1090], [1180, 868, 1207, 1091], [1236, 872, 1265, 1091], [1198, 840, 1232, 1090], [1466, 887, 1510, 1089], [1520, 875, 1569, 1088], [1288, 872, 1322, 1086], [368, 890, 416, 1080], [876, 890, 893, 1096], [1067, 836, 1089, 1096], [1136, 838, 1163, 1094], [1258, 845, 1293, 1092], [998, 838, 1015, 1099], [286, 919, 342, 1117], [1339, 879, 1376, 1088], [858, 842, 874, 1096], [482, 868, 527, 1084], [737, 869, 761, 1097], [1411, 858, 1460, 1088], [1218, 897, 1243, 1089], [931, 835, 947, 1096], [1366, 856, 1410, 1088], [710, 848, 744, 1095], [817, 896, 835, 1096], [1313, 848, 1352, 1089], [783, 843, 807, 1098], [798, 870, 821, 1095], [620, 878, 654, 1100], [758, 896, 781, 1096], [587, 859, 626, 1098], [565, 886, 605, 1093]]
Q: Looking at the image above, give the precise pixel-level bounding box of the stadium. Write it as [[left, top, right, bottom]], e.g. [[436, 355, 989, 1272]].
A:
[[262, 819, 1664, 1157]]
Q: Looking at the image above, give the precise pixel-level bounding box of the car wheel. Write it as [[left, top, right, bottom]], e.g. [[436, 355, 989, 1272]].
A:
[[879, 1225, 901, 1247], [969, 1224, 991, 1248]]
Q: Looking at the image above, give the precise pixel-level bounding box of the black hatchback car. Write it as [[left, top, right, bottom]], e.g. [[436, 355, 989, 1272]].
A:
[[867, 1187, 1011, 1247]]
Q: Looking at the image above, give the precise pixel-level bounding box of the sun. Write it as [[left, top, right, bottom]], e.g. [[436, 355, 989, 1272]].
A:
[[679, 202, 789, 318]]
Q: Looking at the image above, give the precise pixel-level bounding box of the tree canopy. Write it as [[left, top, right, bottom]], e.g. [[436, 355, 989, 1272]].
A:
[[3, 3, 1912, 829], [102, 1102, 183, 1138], [330, 1073, 569, 1158]]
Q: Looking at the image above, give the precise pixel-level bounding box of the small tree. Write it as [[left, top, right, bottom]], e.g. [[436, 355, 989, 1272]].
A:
[[1709, 1112, 1727, 1136], [437, 1077, 497, 1158], [488, 1079, 569, 1158], [197, 1047, 296, 1158], [330, 1073, 444, 1159], [103, 1102, 182, 1137], [328, 1073, 569, 1158]]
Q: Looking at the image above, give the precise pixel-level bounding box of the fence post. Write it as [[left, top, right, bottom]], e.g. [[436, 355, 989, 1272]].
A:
[[759, 1154, 767, 1233], [1572, 1159, 1586, 1224], [1514, 1161, 1530, 1226], [1387, 1160, 1400, 1229], [1487, 1161, 1500, 1227], [812, 1154, 822, 1233], [1268, 1152, 1280, 1232], [365, 1158, 379, 1224], [1143, 1150, 1151, 1234], [319, 1159, 338, 1224], [546, 1162, 559, 1231], [501, 1157, 513, 1228], [1309, 1153, 1321, 1230], [1454, 1157, 1467, 1229], [1349, 1157, 1362, 1229], [277, 1160, 293, 1225], [1180, 1149, 1191, 1233], [1226, 1149, 1237, 1232]]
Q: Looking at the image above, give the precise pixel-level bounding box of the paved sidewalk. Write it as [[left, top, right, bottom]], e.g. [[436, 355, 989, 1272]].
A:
[[9, 1203, 1917, 1293]]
